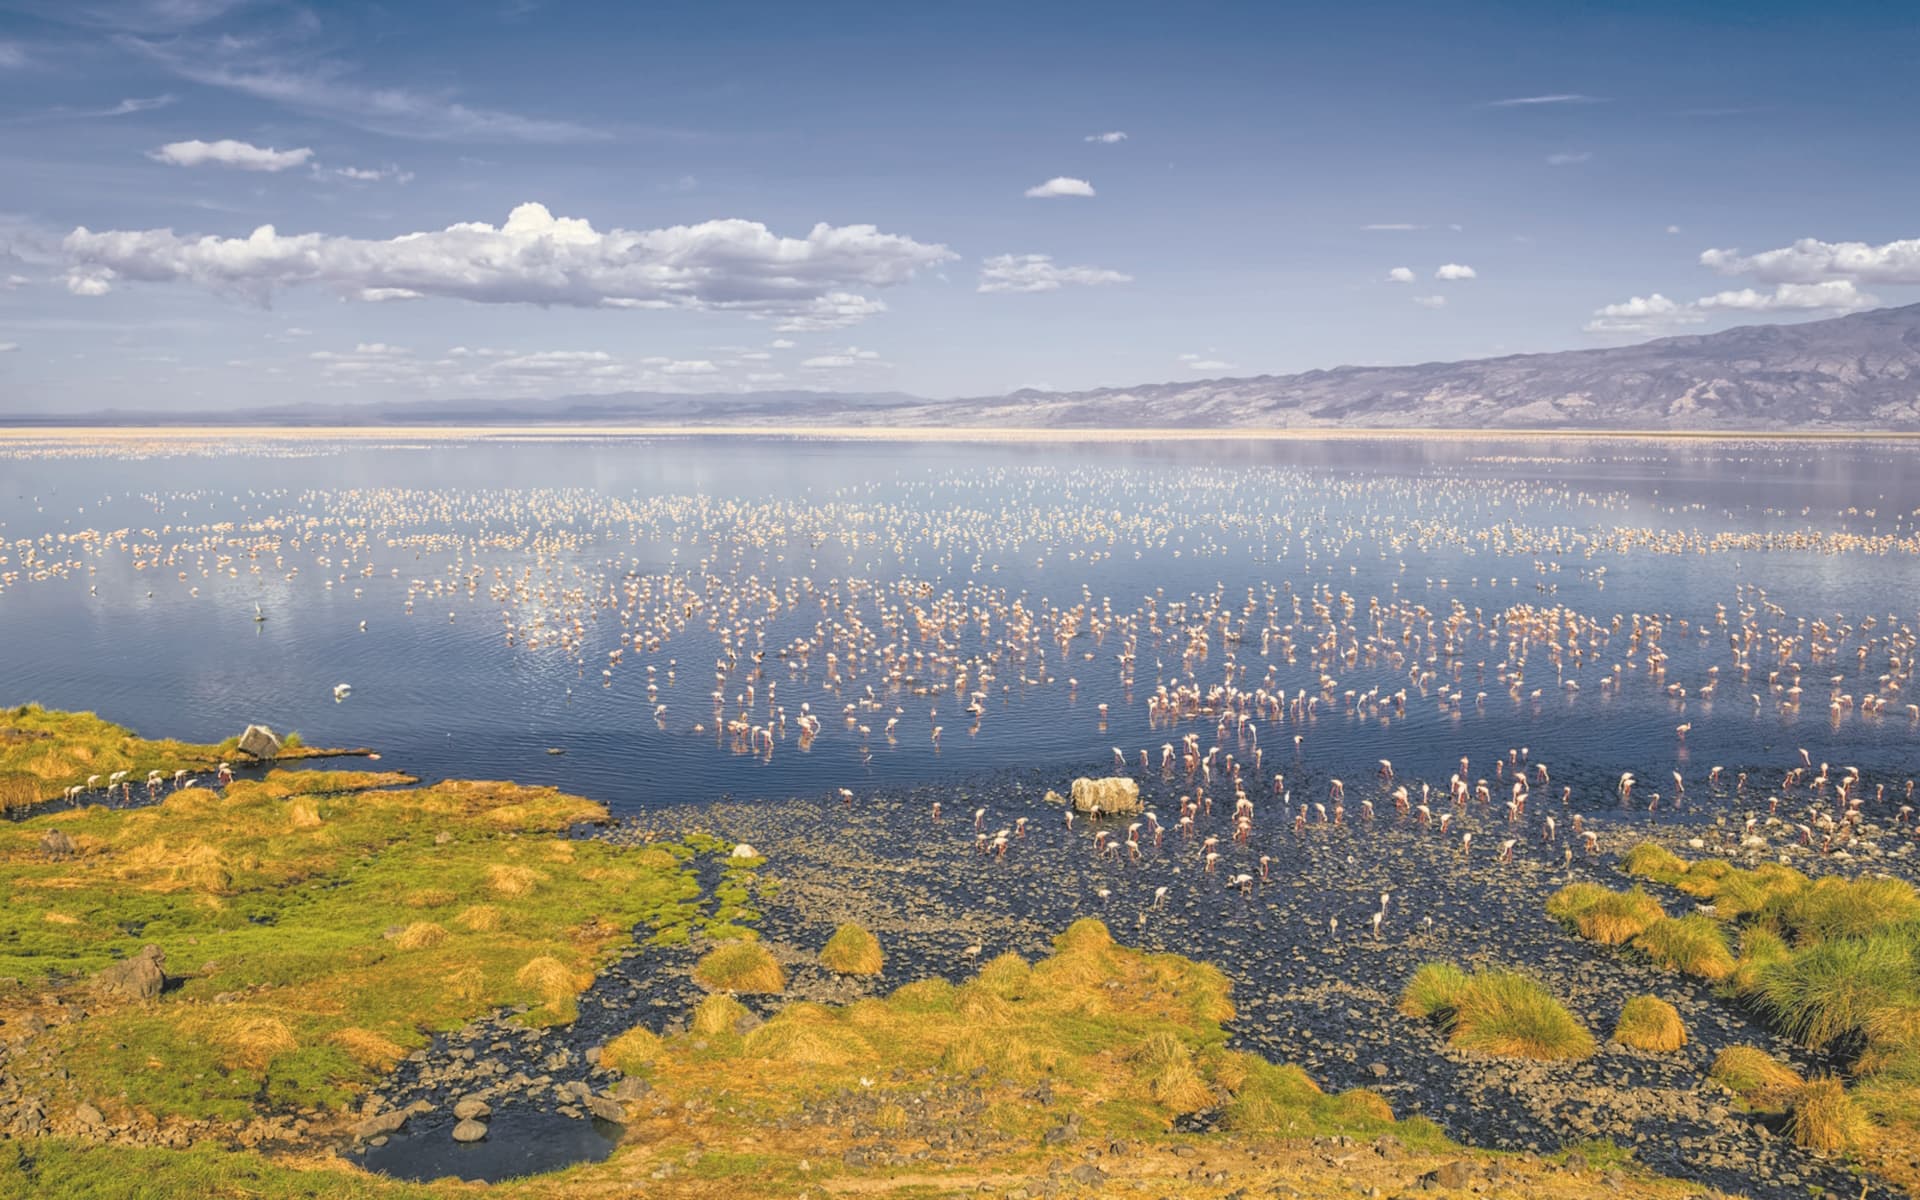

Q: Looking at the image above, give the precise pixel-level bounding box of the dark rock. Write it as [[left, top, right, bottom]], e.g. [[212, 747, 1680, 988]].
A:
[[92, 945, 166, 1003]]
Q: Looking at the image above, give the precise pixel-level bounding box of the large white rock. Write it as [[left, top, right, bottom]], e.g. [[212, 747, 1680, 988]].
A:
[[1069, 776, 1142, 815]]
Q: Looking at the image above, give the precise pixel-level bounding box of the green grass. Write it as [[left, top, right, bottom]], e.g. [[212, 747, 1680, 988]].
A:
[[1547, 884, 1665, 946], [0, 710, 746, 1123], [1709, 1045, 1803, 1112], [1399, 964, 1595, 1061], [1620, 842, 1688, 882], [1633, 915, 1736, 982]]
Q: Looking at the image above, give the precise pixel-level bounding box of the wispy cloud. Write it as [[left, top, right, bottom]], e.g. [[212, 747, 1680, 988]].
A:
[[1083, 130, 1128, 144], [1485, 93, 1607, 107], [149, 138, 313, 171], [1362, 223, 1422, 231], [978, 253, 1130, 293], [0, 42, 26, 69], [1545, 151, 1592, 166], [123, 36, 608, 143]]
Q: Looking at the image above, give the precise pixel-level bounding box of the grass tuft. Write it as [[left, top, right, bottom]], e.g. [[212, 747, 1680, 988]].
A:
[[1785, 1075, 1872, 1154], [1621, 841, 1689, 881], [695, 940, 786, 994], [392, 921, 448, 951], [1612, 995, 1687, 1052], [1400, 964, 1594, 1061], [690, 993, 752, 1037], [819, 923, 883, 975], [1633, 914, 1736, 982], [1709, 1045, 1803, 1112]]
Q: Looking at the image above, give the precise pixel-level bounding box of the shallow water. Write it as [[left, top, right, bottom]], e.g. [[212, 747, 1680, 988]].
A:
[[6, 432, 1919, 1196]]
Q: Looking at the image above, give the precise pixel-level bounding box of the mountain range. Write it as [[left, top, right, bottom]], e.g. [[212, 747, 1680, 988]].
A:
[[15, 303, 1920, 431]]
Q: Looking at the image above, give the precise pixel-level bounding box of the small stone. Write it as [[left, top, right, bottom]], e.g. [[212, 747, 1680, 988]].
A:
[[453, 1098, 491, 1121], [586, 1094, 626, 1124], [452, 1118, 487, 1143], [1369, 1062, 1390, 1079]]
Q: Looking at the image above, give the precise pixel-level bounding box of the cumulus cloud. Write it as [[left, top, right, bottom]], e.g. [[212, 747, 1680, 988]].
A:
[[1024, 176, 1095, 199], [1582, 292, 1707, 334], [1386, 266, 1415, 283], [1700, 236, 1920, 285], [977, 253, 1131, 293], [62, 202, 954, 328], [1084, 131, 1128, 144], [1412, 295, 1447, 309], [149, 139, 313, 171], [1697, 280, 1877, 313], [1545, 151, 1591, 166], [1435, 263, 1477, 281]]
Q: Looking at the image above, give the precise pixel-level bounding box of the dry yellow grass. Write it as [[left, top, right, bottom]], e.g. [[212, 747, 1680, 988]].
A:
[[819, 923, 884, 975], [1785, 1076, 1872, 1154], [328, 1027, 407, 1071], [1709, 1045, 1803, 1111], [694, 939, 786, 994], [690, 993, 751, 1036], [287, 798, 323, 829], [515, 955, 588, 1000], [454, 903, 501, 931], [404, 888, 457, 909], [1613, 996, 1687, 1052], [485, 863, 544, 897], [207, 1014, 297, 1071], [393, 921, 449, 951], [601, 1024, 663, 1073]]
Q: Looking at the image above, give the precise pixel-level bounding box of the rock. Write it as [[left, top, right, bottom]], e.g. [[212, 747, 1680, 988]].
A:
[[350, 1109, 409, 1140], [586, 1093, 627, 1124], [1068, 1164, 1108, 1186], [730, 843, 761, 860], [235, 724, 282, 760], [1369, 1061, 1390, 1079], [73, 1102, 104, 1128], [611, 1077, 652, 1102], [1418, 1160, 1475, 1190], [452, 1118, 488, 1143], [1068, 776, 1141, 815], [92, 945, 166, 1002], [40, 829, 75, 859], [453, 1098, 491, 1121]]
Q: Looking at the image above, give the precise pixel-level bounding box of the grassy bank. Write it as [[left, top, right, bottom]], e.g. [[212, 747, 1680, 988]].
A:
[[1552, 843, 1920, 1188]]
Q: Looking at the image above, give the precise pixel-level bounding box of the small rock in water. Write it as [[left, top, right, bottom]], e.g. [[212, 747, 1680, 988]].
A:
[[452, 1118, 488, 1143], [453, 1097, 491, 1121], [546, 747, 566, 755]]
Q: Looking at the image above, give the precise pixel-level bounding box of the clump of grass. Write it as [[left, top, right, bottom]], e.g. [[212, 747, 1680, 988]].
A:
[[1333, 1088, 1395, 1123], [328, 1027, 407, 1071], [1400, 964, 1594, 1060], [392, 921, 448, 951], [484, 863, 543, 898], [602, 1024, 663, 1073], [695, 940, 786, 994], [744, 1009, 871, 1068], [1398, 962, 1470, 1020], [404, 888, 456, 909], [690, 993, 751, 1037], [1612, 995, 1687, 1052], [207, 1014, 297, 1071], [287, 797, 323, 829], [1765, 877, 1920, 947], [1753, 927, 1919, 1050], [1130, 1030, 1215, 1113], [1729, 926, 1792, 993], [819, 923, 883, 975], [1633, 914, 1736, 981], [1578, 887, 1666, 945], [1621, 841, 1689, 881], [454, 903, 501, 932], [974, 951, 1031, 998], [1785, 1075, 1873, 1154], [1710, 1045, 1804, 1111], [1545, 881, 1611, 923]]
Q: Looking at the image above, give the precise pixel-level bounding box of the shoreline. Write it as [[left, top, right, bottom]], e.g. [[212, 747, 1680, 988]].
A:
[[1, 422, 1915, 445]]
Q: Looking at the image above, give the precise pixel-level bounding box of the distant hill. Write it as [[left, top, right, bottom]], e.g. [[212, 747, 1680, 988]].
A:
[[14, 304, 1920, 431]]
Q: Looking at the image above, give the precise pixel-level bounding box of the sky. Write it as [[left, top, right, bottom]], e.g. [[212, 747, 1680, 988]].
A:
[[1, 0, 1917, 413]]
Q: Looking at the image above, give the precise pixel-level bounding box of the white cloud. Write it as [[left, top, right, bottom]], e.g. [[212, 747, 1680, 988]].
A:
[[1386, 266, 1415, 283], [1486, 93, 1607, 107], [62, 202, 953, 327], [1362, 223, 1423, 231], [1435, 263, 1477, 281], [1179, 352, 1234, 371], [0, 43, 28, 69], [1700, 236, 1920, 285], [1545, 151, 1591, 166], [0, 341, 18, 352], [1412, 295, 1447, 309], [334, 165, 413, 184], [3, 274, 29, 289], [149, 139, 314, 171], [977, 253, 1131, 293], [1666, 225, 1682, 235], [745, 372, 785, 383], [358, 287, 424, 302], [1024, 176, 1095, 199], [769, 338, 796, 350], [771, 291, 889, 332], [660, 359, 718, 375], [1697, 280, 1877, 313], [1084, 131, 1128, 144], [801, 347, 882, 370], [1582, 293, 1705, 334]]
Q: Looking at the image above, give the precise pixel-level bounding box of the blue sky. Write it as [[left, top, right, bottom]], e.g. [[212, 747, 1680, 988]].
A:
[[1, 0, 1917, 412]]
